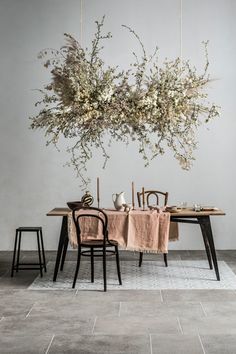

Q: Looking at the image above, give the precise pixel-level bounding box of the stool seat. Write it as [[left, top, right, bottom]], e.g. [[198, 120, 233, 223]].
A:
[[11, 227, 46, 278], [17, 227, 42, 231]]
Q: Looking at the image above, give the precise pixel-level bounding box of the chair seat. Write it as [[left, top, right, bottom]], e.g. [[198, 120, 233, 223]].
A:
[[17, 227, 42, 231], [81, 239, 118, 247]]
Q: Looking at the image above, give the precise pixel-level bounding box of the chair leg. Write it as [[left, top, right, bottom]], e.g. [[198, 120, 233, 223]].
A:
[[115, 246, 122, 285], [16, 231, 22, 272], [40, 229, 47, 272], [37, 231, 43, 277], [139, 252, 143, 267], [11, 230, 18, 277], [91, 247, 94, 283], [164, 253, 168, 267], [103, 245, 107, 292], [72, 247, 81, 289]]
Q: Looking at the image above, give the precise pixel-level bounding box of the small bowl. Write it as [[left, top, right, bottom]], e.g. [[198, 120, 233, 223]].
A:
[[67, 201, 83, 210]]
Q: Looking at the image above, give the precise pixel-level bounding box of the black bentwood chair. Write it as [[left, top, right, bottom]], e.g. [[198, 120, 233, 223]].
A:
[[72, 207, 122, 291], [137, 189, 169, 268]]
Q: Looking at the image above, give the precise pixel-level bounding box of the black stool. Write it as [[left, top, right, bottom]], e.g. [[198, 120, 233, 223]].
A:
[[11, 227, 47, 277]]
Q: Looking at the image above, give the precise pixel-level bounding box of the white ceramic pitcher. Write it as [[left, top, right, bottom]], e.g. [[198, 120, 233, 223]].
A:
[[112, 192, 126, 211]]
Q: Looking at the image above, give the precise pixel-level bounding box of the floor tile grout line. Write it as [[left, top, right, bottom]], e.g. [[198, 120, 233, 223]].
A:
[[92, 316, 97, 334], [200, 302, 207, 317], [118, 302, 122, 317], [25, 302, 36, 318], [177, 316, 183, 334], [160, 290, 164, 302], [45, 334, 55, 354], [198, 333, 206, 354], [149, 334, 153, 354]]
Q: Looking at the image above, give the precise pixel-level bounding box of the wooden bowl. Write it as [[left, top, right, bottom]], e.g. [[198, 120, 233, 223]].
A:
[[67, 201, 83, 210]]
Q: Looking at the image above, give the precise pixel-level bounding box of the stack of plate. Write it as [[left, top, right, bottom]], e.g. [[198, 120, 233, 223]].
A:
[[165, 206, 182, 213]]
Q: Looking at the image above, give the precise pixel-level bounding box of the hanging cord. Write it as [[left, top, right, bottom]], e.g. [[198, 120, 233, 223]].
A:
[[80, 0, 83, 45], [180, 0, 183, 67]]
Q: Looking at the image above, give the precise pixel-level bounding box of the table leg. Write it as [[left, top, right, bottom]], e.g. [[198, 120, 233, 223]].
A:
[[198, 220, 213, 270], [171, 217, 213, 270], [53, 216, 68, 282], [199, 216, 220, 281], [60, 235, 69, 271]]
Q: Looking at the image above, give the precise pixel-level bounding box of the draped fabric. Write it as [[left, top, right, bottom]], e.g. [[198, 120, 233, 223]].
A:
[[68, 209, 179, 253]]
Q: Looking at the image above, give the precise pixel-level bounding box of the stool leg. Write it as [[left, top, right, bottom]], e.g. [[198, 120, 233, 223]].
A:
[[16, 231, 22, 272], [11, 230, 18, 277], [37, 231, 43, 277], [39, 229, 47, 272]]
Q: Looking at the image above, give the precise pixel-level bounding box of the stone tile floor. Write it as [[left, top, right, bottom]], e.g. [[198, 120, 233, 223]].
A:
[[0, 250, 236, 353]]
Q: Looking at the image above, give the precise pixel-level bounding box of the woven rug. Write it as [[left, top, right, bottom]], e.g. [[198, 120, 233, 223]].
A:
[[28, 260, 236, 290]]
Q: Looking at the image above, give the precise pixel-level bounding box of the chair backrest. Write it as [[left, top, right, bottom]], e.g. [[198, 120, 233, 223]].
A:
[[137, 190, 169, 207], [72, 206, 108, 245]]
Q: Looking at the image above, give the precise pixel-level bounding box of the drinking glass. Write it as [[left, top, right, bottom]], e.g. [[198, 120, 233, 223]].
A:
[[178, 202, 187, 210], [193, 203, 201, 212]]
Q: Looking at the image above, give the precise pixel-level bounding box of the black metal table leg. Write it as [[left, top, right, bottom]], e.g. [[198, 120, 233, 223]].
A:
[[91, 247, 94, 283], [40, 228, 47, 272], [139, 252, 143, 267], [198, 219, 213, 270], [53, 216, 68, 282], [115, 245, 122, 285], [60, 235, 69, 271], [171, 216, 220, 281], [164, 253, 168, 267], [199, 216, 220, 281], [171, 217, 213, 271]]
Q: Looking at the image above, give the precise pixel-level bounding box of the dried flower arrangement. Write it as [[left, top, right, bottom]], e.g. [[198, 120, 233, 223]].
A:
[[30, 17, 219, 188]]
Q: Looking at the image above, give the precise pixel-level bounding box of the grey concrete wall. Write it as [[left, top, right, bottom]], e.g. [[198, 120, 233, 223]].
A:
[[0, 0, 235, 250]]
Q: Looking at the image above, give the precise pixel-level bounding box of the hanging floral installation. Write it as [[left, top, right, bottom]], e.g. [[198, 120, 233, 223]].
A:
[[30, 17, 219, 187]]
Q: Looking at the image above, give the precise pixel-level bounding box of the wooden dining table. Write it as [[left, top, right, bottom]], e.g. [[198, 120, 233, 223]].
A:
[[47, 207, 225, 282]]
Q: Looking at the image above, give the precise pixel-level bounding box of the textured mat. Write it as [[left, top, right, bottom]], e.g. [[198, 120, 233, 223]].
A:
[[28, 260, 236, 290]]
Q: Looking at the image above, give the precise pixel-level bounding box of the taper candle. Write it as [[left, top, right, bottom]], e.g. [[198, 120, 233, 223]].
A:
[[97, 177, 100, 208], [132, 181, 135, 209]]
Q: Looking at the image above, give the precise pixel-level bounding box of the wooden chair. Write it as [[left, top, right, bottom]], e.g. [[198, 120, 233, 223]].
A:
[[72, 206, 122, 291], [137, 190, 169, 267]]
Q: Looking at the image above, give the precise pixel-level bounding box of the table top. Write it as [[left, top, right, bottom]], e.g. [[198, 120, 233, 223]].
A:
[[47, 207, 225, 217]]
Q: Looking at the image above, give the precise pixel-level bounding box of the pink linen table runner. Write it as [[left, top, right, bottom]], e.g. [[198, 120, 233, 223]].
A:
[[68, 209, 173, 253]]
